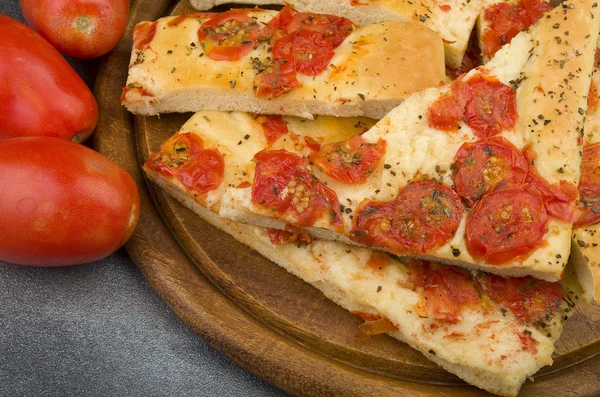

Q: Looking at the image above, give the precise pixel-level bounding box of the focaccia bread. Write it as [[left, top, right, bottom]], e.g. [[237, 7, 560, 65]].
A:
[[572, 40, 600, 301], [189, 0, 483, 68], [208, 0, 599, 281], [121, 7, 445, 119], [142, 116, 583, 396]]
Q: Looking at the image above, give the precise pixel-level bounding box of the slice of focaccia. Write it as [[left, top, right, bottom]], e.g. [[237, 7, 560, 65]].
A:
[[475, 0, 600, 301], [121, 7, 445, 119], [189, 0, 483, 68], [572, 41, 600, 301], [142, 115, 583, 397], [210, 0, 600, 281]]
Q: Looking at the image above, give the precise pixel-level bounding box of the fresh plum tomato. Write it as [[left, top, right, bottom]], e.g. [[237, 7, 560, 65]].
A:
[[0, 137, 140, 266], [19, 0, 130, 59], [0, 14, 98, 142]]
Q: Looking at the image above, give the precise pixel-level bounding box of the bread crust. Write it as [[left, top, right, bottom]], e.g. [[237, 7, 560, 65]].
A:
[[121, 12, 445, 119], [189, 0, 483, 68]]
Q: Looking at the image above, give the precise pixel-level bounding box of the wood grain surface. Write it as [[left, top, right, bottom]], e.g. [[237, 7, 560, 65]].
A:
[[94, 1, 600, 395]]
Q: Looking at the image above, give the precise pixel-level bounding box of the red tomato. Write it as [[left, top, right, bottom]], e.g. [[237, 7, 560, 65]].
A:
[[481, 0, 552, 59], [426, 95, 464, 132], [466, 185, 547, 264], [0, 137, 140, 266], [475, 273, 564, 326], [20, 0, 130, 59], [272, 31, 335, 76], [251, 150, 343, 229], [254, 60, 300, 98], [310, 135, 387, 184], [575, 143, 600, 227], [458, 74, 518, 138], [254, 115, 289, 146], [145, 133, 225, 198], [0, 15, 98, 142], [253, 7, 353, 98], [408, 261, 480, 324], [427, 74, 517, 137], [352, 181, 463, 254], [453, 137, 529, 207], [198, 10, 261, 61]]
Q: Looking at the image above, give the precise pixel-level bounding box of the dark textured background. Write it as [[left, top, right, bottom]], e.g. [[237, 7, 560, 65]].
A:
[[0, 2, 287, 396]]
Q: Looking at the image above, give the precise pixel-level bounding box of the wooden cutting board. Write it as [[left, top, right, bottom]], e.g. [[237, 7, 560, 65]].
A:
[[94, 0, 600, 395]]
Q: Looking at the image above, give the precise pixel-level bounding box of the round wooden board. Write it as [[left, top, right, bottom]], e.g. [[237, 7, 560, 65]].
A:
[[94, 1, 600, 395]]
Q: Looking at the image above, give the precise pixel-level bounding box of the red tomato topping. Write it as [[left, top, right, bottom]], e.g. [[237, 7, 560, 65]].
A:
[[266, 227, 311, 245], [453, 137, 529, 207], [466, 185, 548, 264], [426, 95, 464, 132], [254, 6, 354, 98], [352, 181, 463, 254], [427, 74, 517, 138], [253, 59, 300, 98], [254, 115, 289, 146], [475, 273, 564, 326], [133, 21, 158, 51], [251, 150, 343, 228], [518, 331, 539, 354], [575, 143, 600, 227], [408, 261, 480, 324], [481, 0, 552, 59], [458, 74, 518, 138], [198, 11, 261, 61], [310, 135, 386, 184], [145, 133, 225, 197]]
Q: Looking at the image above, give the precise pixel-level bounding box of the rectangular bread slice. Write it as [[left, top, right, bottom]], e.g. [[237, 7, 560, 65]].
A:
[[142, 130, 583, 397], [189, 0, 484, 68], [121, 8, 445, 119]]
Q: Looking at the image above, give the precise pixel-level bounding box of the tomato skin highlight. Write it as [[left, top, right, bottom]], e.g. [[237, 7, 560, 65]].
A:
[[466, 185, 548, 265], [0, 15, 98, 142], [0, 137, 140, 266], [20, 0, 130, 59]]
